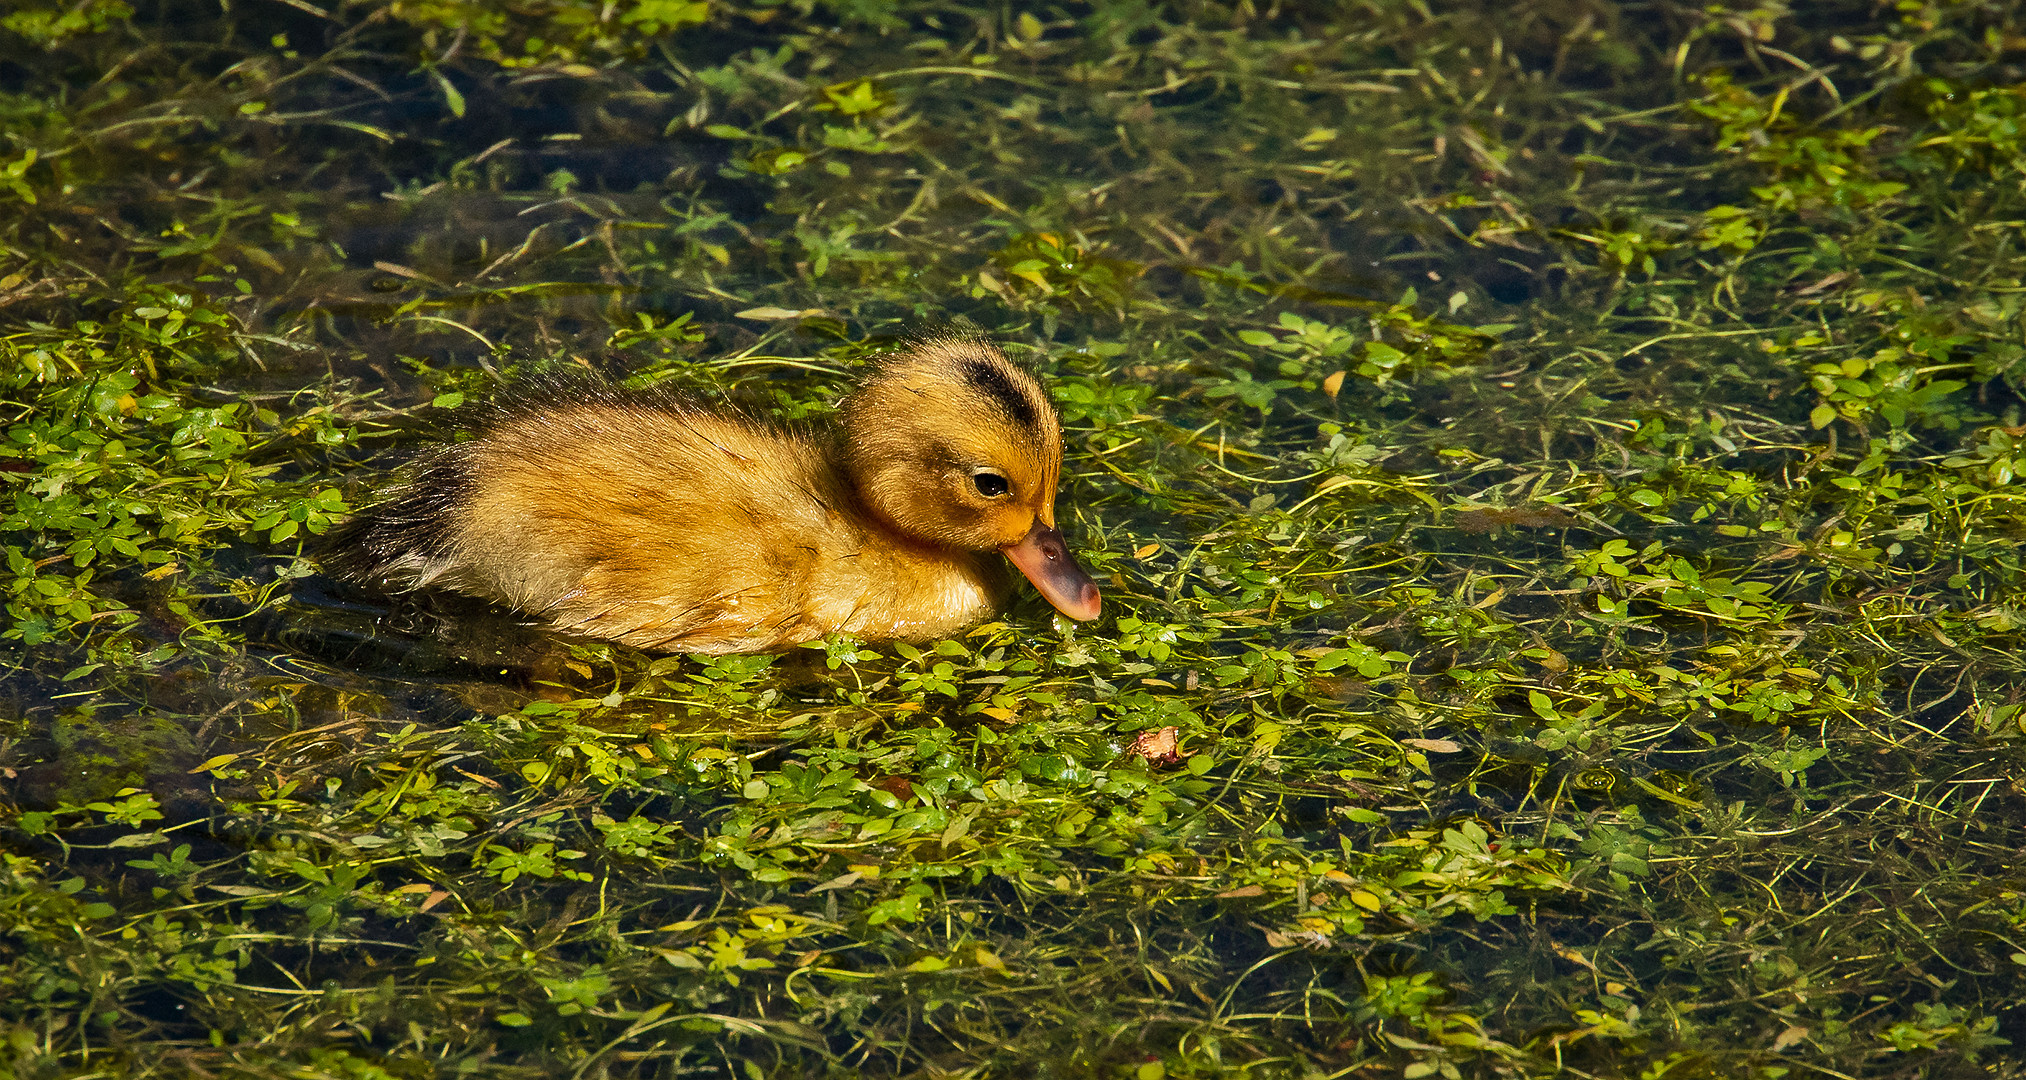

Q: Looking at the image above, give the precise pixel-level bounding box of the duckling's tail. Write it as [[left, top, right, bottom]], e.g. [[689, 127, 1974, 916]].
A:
[[314, 448, 475, 590]]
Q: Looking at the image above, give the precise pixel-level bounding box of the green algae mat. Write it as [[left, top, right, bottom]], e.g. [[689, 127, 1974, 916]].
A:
[[6, 1, 2026, 1076]]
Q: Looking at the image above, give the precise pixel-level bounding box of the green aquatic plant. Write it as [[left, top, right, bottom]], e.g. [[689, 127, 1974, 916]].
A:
[[5, 1, 2026, 1078]]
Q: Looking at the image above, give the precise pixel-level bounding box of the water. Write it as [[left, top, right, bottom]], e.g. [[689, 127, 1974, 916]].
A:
[[4, 2, 2026, 1077]]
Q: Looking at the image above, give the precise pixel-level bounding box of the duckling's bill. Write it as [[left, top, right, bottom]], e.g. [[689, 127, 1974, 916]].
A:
[[1002, 519, 1102, 621]]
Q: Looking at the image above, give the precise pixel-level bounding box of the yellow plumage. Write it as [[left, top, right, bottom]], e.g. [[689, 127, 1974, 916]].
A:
[[326, 337, 1100, 654]]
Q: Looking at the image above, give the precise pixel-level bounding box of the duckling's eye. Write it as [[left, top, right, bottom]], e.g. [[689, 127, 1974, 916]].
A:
[[972, 471, 1011, 498]]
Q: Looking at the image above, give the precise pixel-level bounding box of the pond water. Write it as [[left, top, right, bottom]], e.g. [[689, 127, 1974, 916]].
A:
[[5, 1, 2026, 1077]]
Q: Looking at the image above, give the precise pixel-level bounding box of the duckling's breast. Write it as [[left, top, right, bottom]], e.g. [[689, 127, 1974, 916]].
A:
[[802, 540, 1008, 646]]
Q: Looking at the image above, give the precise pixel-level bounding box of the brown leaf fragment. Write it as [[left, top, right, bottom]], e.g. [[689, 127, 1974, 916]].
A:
[[809, 871, 863, 893], [871, 775, 916, 800], [1454, 505, 1575, 534], [1789, 271, 1852, 296], [1126, 725, 1187, 768], [1552, 943, 1596, 970]]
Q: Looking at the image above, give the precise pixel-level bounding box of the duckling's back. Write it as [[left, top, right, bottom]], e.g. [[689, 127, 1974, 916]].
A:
[[330, 390, 1005, 653]]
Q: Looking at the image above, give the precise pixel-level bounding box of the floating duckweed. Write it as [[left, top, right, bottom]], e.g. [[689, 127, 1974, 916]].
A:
[[4, 2, 2026, 1078]]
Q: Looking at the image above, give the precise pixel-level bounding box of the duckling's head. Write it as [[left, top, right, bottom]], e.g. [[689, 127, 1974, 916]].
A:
[[840, 338, 1101, 621]]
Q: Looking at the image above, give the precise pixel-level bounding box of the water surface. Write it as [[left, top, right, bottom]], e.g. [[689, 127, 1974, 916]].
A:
[[4, 2, 2026, 1077]]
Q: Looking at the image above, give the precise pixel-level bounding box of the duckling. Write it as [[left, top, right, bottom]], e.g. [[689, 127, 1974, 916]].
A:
[[325, 337, 1101, 654]]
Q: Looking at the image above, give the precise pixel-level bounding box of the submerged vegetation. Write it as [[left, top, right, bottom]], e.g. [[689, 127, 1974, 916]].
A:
[[5, 0, 2026, 1076]]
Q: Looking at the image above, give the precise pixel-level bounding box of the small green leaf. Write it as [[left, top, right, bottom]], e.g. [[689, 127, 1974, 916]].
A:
[[1528, 690, 1558, 720], [428, 68, 465, 117]]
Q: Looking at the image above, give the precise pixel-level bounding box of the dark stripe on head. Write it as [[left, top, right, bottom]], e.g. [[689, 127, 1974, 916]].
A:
[[960, 358, 1042, 432]]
